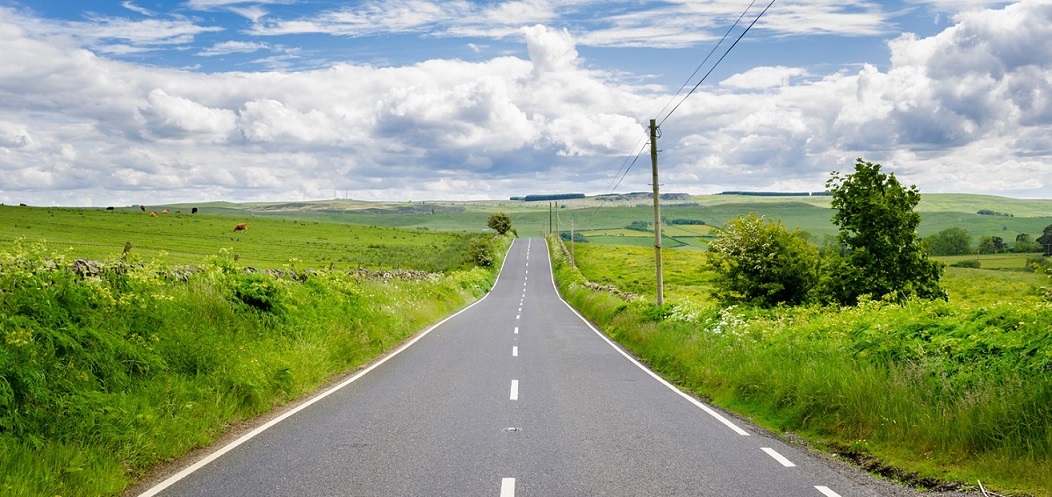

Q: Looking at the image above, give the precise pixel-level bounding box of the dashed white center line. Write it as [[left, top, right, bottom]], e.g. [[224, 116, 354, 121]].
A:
[[516, 314, 520, 320], [518, 307, 522, 312], [815, 486, 842, 497], [512, 346, 518, 357], [500, 478, 515, 497], [514, 327, 519, 334], [761, 447, 796, 467], [510, 380, 519, 400]]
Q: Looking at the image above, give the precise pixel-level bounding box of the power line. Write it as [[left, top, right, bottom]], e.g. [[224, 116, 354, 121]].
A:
[[659, 0, 777, 126], [653, 0, 758, 124], [583, 0, 777, 223]]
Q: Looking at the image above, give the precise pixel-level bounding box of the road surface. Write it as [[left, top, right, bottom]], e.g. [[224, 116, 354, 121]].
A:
[[139, 238, 903, 497]]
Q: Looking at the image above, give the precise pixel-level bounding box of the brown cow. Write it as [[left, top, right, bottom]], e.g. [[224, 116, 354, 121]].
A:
[[162, 208, 170, 214], [149, 212, 158, 217], [233, 223, 247, 232]]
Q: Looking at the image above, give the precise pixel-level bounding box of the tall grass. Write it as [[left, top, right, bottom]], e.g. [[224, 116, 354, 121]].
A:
[[0, 238, 505, 496], [550, 237, 1052, 496]]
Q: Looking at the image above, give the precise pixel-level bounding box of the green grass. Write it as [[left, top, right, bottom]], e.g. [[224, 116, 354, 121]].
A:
[[0, 234, 511, 496], [552, 237, 1052, 496], [935, 252, 1042, 271], [0, 205, 475, 272]]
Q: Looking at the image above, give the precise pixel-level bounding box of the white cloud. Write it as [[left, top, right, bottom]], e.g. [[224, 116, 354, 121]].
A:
[[720, 66, 808, 90], [122, 2, 155, 17], [197, 40, 269, 56], [1, 2, 1052, 206]]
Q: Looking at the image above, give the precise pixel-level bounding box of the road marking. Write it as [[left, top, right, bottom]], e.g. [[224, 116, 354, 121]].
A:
[[545, 239, 751, 436], [762, 447, 796, 467], [518, 307, 521, 313], [514, 327, 519, 334], [815, 486, 841, 497], [500, 478, 516, 497], [516, 314, 520, 320], [512, 346, 518, 357], [510, 380, 519, 400]]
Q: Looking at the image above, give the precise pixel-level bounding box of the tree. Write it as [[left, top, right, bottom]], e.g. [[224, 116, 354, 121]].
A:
[[978, 236, 996, 254], [825, 158, 945, 304], [706, 214, 820, 307], [923, 227, 972, 256], [487, 212, 512, 236], [1038, 224, 1052, 256], [1014, 233, 1042, 253]]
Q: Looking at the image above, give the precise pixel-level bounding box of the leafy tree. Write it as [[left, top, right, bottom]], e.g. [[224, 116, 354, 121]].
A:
[[924, 227, 972, 256], [1038, 224, 1052, 256], [487, 212, 512, 236], [1014, 233, 1042, 253], [978, 236, 996, 254], [824, 158, 945, 304], [706, 213, 820, 307]]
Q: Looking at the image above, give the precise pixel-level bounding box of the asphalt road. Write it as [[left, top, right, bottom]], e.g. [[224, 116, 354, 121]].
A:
[[139, 238, 900, 497]]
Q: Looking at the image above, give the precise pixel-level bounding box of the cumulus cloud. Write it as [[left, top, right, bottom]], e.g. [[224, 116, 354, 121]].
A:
[[720, 66, 808, 90], [1, 1, 1051, 206]]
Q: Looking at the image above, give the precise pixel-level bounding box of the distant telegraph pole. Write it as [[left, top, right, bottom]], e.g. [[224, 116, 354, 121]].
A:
[[650, 119, 664, 306]]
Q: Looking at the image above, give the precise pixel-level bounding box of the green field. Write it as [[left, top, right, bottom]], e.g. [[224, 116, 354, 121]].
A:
[[27, 192, 1045, 244], [0, 223, 510, 496], [0, 206, 476, 272], [552, 237, 1052, 496]]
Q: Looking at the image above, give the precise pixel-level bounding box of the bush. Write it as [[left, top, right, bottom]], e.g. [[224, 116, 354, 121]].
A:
[[951, 260, 981, 269], [707, 214, 820, 307], [467, 236, 495, 267]]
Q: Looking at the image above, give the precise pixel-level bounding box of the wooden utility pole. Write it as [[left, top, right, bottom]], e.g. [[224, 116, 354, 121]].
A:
[[551, 201, 559, 233], [650, 119, 664, 306], [570, 216, 575, 267]]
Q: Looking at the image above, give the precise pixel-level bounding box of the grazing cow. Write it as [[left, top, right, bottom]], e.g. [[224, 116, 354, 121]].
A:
[[106, 206, 114, 211], [140, 205, 146, 212], [233, 223, 247, 232], [162, 208, 170, 214], [191, 207, 198, 214], [149, 212, 158, 217]]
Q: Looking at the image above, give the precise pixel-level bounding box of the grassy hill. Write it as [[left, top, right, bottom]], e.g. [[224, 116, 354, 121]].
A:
[[4, 193, 1050, 256]]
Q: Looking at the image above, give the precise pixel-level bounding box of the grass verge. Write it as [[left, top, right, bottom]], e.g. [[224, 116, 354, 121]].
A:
[[0, 236, 511, 496], [549, 236, 1052, 497]]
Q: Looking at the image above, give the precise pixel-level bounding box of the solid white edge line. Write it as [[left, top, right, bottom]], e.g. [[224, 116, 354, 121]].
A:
[[542, 239, 751, 437], [510, 380, 519, 400], [815, 486, 841, 497], [500, 477, 516, 497], [761, 447, 796, 467], [137, 239, 523, 497]]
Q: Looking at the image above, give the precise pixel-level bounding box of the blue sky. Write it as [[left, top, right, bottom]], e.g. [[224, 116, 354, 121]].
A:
[[0, 0, 1048, 206]]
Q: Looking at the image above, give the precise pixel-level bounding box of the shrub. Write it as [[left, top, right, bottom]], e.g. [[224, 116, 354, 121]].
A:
[[951, 260, 981, 269], [706, 214, 820, 307], [467, 236, 495, 267]]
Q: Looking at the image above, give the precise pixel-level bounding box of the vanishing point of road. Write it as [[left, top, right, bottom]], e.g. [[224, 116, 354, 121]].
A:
[[136, 238, 907, 497]]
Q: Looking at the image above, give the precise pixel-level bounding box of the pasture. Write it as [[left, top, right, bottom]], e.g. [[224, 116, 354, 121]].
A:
[[0, 205, 476, 272]]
